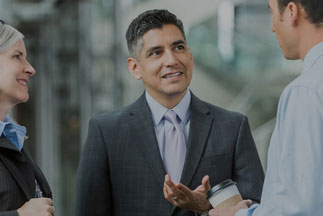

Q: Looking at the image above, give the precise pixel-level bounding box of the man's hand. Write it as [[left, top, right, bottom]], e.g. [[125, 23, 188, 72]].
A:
[[17, 198, 55, 216], [163, 174, 212, 213], [209, 200, 252, 216]]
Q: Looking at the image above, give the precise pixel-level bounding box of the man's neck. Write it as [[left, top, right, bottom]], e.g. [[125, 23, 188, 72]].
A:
[[146, 90, 187, 109], [298, 25, 323, 60]]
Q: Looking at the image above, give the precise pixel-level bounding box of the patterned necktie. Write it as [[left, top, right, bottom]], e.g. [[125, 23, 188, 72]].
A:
[[163, 110, 187, 183]]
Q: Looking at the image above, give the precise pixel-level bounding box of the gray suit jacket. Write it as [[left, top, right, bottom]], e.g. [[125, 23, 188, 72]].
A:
[[76, 92, 264, 216], [0, 136, 52, 216]]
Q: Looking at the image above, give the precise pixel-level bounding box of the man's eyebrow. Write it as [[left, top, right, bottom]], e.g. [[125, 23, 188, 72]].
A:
[[146, 46, 163, 56], [144, 40, 186, 57], [172, 40, 185, 46]]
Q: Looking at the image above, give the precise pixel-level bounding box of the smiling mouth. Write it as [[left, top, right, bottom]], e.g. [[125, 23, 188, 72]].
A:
[[162, 72, 183, 79], [17, 80, 27, 86]]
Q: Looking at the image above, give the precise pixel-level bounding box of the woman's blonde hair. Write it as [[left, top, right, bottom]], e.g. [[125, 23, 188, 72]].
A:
[[0, 21, 24, 53]]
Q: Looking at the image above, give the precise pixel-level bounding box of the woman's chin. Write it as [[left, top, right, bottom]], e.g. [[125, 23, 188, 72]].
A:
[[15, 94, 29, 104]]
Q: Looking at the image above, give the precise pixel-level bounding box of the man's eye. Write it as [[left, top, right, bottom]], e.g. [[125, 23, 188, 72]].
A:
[[176, 45, 185, 50], [150, 50, 161, 56]]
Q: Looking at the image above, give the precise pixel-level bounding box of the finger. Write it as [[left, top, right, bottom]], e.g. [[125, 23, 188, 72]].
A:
[[201, 175, 211, 191], [47, 206, 56, 214], [45, 206, 55, 215], [176, 183, 193, 197], [165, 182, 174, 195], [238, 200, 252, 208], [163, 183, 170, 199], [165, 175, 188, 202], [209, 209, 218, 216], [165, 175, 179, 194], [164, 183, 179, 206], [42, 198, 54, 206], [165, 182, 183, 202], [172, 183, 191, 201], [246, 199, 252, 207], [164, 174, 169, 183], [165, 175, 176, 188]]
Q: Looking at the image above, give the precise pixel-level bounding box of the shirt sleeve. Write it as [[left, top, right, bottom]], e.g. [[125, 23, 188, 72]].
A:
[[235, 204, 259, 216], [236, 85, 323, 215]]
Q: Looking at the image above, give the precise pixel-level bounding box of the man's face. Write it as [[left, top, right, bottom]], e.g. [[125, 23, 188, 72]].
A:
[[129, 24, 193, 102], [269, 0, 300, 59]]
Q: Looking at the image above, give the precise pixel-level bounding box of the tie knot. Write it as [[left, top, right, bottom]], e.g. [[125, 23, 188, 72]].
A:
[[164, 110, 179, 124]]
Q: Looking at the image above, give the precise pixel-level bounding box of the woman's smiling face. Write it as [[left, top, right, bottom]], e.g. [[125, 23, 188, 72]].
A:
[[0, 39, 36, 106]]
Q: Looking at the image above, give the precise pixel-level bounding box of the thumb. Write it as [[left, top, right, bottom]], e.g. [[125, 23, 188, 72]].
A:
[[202, 175, 211, 191], [238, 200, 252, 209]]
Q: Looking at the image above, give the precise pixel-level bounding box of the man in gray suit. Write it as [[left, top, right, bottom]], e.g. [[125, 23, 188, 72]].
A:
[[76, 9, 264, 216]]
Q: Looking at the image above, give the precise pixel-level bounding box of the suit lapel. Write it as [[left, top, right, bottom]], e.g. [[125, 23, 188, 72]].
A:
[[128, 94, 166, 187], [180, 94, 214, 187], [23, 149, 52, 198], [0, 137, 33, 199], [0, 136, 19, 151]]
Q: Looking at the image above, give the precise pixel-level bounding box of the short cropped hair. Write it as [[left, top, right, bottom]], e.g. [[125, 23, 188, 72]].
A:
[[277, 0, 323, 27], [0, 21, 24, 53], [125, 9, 186, 59]]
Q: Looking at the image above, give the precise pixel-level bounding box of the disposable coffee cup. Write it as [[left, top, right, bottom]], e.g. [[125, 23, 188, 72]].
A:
[[207, 179, 242, 209]]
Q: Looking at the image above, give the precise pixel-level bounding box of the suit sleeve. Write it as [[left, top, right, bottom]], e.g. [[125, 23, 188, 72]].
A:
[[76, 118, 113, 216], [0, 211, 19, 216], [232, 116, 264, 203]]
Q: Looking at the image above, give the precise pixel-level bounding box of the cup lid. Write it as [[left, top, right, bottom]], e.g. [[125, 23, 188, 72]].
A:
[[207, 179, 237, 198]]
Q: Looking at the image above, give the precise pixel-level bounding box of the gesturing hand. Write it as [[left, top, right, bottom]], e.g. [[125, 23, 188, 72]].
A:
[[163, 174, 212, 214]]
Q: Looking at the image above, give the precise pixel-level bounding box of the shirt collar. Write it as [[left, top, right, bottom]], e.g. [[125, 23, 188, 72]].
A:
[[303, 42, 323, 73], [145, 90, 191, 126], [0, 116, 12, 136], [0, 115, 26, 151]]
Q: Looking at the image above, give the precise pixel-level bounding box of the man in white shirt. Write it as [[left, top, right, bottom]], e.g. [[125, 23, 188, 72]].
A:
[[209, 0, 323, 215]]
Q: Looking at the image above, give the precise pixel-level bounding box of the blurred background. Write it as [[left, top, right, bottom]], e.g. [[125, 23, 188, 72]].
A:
[[0, 0, 302, 215]]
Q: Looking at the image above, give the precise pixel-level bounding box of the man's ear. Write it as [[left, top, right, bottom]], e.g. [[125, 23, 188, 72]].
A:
[[128, 57, 142, 80], [286, 2, 299, 27], [188, 47, 194, 68], [189, 50, 194, 62]]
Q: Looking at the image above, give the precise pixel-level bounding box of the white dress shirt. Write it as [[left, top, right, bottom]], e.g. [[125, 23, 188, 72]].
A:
[[145, 90, 191, 161], [236, 43, 323, 215]]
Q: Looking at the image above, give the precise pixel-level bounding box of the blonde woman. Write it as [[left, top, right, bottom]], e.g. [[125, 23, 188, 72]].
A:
[[0, 20, 55, 216]]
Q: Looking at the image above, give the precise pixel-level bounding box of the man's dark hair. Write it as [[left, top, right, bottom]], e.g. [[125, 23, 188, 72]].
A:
[[126, 9, 186, 59], [277, 0, 323, 26]]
